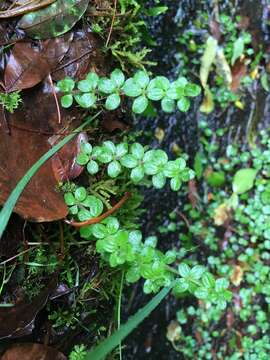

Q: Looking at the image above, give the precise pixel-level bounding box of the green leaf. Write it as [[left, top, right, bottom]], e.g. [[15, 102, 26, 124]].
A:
[[111, 69, 125, 87], [194, 287, 209, 299], [108, 160, 122, 178], [206, 171, 225, 187], [132, 96, 148, 114], [173, 278, 189, 294], [131, 143, 144, 159], [91, 224, 107, 238], [232, 168, 257, 194], [147, 87, 164, 101], [85, 286, 171, 360], [105, 217, 120, 234], [61, 94, 73, 108], [0, 113, 100, 238], [64, 193, 75, 206], [57, 77, 75, 93], [77, 79, 93, 92], [184, 83, 201, 97], [121, 154, 138, 168], [75, 187, 87, 202], [215, 278, 229, 292], [87, 196, 104, 217], [202, 273, 216, 288], [78, 208, 92, 221], [177, 97, 190, 112], [133, 71, 150, 88], [178, 263, 191, 278], [116, 143, 128, 158], [190, 265, 205, 280], [18, 0, 89, 39], [145, 6, 168, 16], [81, 142, 92, 154], [161, 97, 175, 113], [98, 78, 116, 94], [231, 37, 245, 65], [76, 152, 89, 165], [123, 79, 142, 97], [170, 177, 181, 191], [261, 72, 270, 92], [105, 93, 121, 110], [87, 160, 99, 175], [194, 152, 204, 179], [86, 72, 99, 89], [152, 173, 166, 189], [75, 93, 96, 108], [130, 166, 145, 183], [130, 166, 144, 183]]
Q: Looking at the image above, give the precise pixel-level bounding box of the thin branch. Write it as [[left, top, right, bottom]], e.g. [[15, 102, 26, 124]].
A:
[[105, 0, 117, 47]]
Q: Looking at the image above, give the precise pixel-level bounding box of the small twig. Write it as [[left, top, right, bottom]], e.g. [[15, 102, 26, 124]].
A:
[[53, 49, 93, 73], [66, 192, 131, 228], [48, 73, 61, 124], [0, 246, 39, 266], [105, 0, 117, 47]]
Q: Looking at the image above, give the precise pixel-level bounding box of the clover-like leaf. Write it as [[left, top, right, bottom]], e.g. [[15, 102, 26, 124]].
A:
[[108, 160, 122, 178], [132, 95, 148, 114], [75, 93, 96, 108], [98, 78, 116, 94], [123, 78, 142, 97], [111, 68, 125, 88], [133, 70, 150, 88], [61, 94, 73, 108], [131, 166, 145, 183], [105, 93, 121, 110]]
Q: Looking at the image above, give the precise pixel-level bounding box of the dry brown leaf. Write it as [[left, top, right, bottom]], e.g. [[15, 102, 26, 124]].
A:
[[4, 34, 72, 92], [230, 264, 244, 286], [2, 344, 66, 360], [0, 80, 82, 222], [213, 203, 231, 226]]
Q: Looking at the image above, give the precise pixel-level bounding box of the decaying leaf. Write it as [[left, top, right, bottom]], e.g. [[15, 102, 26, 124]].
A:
[[230, 264, 244, 286], [215, 48, 232, 87], [2, 344, 66, 360], [200, 86, 214, 114], [52, 29, 104, 81], [0, 277, 57, 339], [209, 19, 221, 41], [4, 34, 72, 92], [231, 59, 247, 92], [213, 202, 231, 226], [155, 127, 165, 143], [0, 81, 82, 222], [0, 0, 57, 18], [51, 132, 87, 182], [199, 36, 218, 88], [166, 321, 181, 343], [18, 0, 90, 39]]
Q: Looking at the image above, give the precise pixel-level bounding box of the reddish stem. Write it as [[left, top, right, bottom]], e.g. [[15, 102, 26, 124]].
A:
[[65, 192, 131, 228]]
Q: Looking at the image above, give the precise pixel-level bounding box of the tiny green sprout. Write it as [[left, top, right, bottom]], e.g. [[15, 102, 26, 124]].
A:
[[0, 91, 22, 113]]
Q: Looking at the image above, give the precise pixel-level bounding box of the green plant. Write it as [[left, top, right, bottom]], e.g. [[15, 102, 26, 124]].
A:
[[0, 91, 22, 113], [69, 345, 87, 360], [165, 124, 270, 358], [62, 138, 231, 307], [57, 69, 201, 114]]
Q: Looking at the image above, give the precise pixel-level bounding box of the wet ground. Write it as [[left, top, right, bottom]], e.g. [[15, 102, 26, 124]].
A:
[[123, 0, 270, 358]]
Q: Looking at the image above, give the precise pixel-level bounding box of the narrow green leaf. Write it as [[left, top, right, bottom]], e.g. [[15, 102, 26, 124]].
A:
[[86, 286, 171, 360]]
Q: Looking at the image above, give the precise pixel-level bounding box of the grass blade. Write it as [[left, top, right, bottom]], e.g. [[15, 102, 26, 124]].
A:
[[0, 112, 101, 238], [86, 285, 171, 360]]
